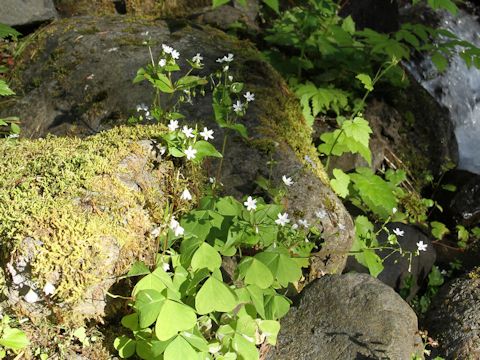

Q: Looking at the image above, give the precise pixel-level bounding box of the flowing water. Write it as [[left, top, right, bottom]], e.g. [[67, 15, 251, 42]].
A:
[[407, 9, 480, 174]]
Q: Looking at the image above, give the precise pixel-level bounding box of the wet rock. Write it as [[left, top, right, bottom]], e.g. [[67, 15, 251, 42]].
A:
[[449, 172, 480, 227], [3, 16, 354, 276], [265, 273, 423, 360], [345, 222, 436, 301], [424, 269, 480, 359], [339, 0, 400, 33], [0, 0, 58, 26]]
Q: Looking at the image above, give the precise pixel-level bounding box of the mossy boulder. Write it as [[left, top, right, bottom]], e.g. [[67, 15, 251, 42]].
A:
[[0, 124, 195, 324], [3, 15, 354, 278]]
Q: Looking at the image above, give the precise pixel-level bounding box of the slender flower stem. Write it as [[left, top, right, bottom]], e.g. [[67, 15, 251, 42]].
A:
[[216, 130, 229, 180]]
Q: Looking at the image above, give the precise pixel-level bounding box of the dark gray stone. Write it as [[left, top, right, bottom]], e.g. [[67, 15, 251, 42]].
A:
[[345, 222, 436, 301], [424, 269, 480, 359], [0, 0, 57, 26], [2, 16, 354, 276], [265, 273, 423, 360]]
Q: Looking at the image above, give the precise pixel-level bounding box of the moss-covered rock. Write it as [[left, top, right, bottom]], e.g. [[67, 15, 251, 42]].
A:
[[0, 124, 197, 326]]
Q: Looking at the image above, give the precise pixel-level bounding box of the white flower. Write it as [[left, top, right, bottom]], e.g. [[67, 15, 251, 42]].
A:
[[243, 196, 257, 211], [275, 213, 290, 227], [199, 127, 214, 141], [170, 217, 185, 237], [417, 241, 428, 252], [151, 226, 161, 238], [24, 289, 39, 303], [184, 146, 197, 160], [192, 53, 203, 65], [168, 119, 179, 132], [209, 177, 216, 184], [223, 65, 229, 72], [43, 282, 55, 296], [392, 207, 398, 214], [181, 188, 193, 201], [224, 53, 234, 62], [158, 58, 166, 67], [315, 209, 327, 219], [393, 228, 404, 237], [171, 49, 180, 60], [12, 274, 25, 285], [136, 103, 148, 112], [228, 75, 233, 81], [233, 100, 243, 114], [244, 91, 255, 102], [305, 238, 309, 243], [182, 125, 195, 138], [162, 262, 170, 272], [282, 175, 294, 186], [162, 44, 173, 54], [298, 219, 310, 228]]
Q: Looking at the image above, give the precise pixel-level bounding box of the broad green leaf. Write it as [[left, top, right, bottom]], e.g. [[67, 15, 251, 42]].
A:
[[363, 250, 384, 277], [232, 333, 259, 360], [230, 82, 244, 93], [356, 74, 373, 91], [246, 285, 266, 319], [175, 75, 207, 90], [127, 261, 151, 277], [154, 74, 175, 93], [215, 196, 243, 216], [330, 168, 350, 198], [342, 16, 356, 35], [155, 300, 197, 341], [164, 336, 198, 360], [136, 339, 170, 360], [212, 0, 230, 8], [428, 266, 444, 287], [258, 320, 281, 345], [121, 313, 139, 332], [428, 0, 458, 14], [0, 327, 29, 350], [255, 252, 302, 287], [193, 140, 223, 160], [181, 329, 209, 352], [191, 242, 222, 271], [114, 336, 136, 358], [135, 290, 166, 328], [262, 0, 280, 13], [0, 23, 21, 38], [238, 257, 274, 289], [133, 267, 175, 296], [264, 294, 290, 320], [195, 276, 237, 314]]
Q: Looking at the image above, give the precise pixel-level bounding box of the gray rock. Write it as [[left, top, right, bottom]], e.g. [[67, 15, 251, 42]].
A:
[[3, 16, 354, 276], [345, 222, 436, 301], [0, 0, 57, 26], [266, 273, 423, 360], [424, 269, 480, 359]]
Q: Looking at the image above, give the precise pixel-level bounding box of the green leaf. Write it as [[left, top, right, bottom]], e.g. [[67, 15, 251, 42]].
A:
[[191, 242, 222, 272], [245, 285, 266, 319], [114, 336, 136, 358], [0, 327, 29, 350], [181, 330, 209, 352], [255, 252, 302, 287], [431, 52, 448, 72], [431, 221, 450, 240], [193, 140, 222, 160], [121, 313, 139, 332], [0, 79, 15, 96], [342, 16, 356, 35], [342, 117, 372, 148], [133, 267, 175, 296], [10, 122, 20, 135], [212, 0, 230, 8], [127, 261, 151, 277], [258, 320, 280, 345], [154, 74, 175, 93], [356, 74, 373, 91], [155, 300, 197, 341], [441, 183, 456, 192], [0, 23, 21, 38], [363, 250, 384, 277], [135, 290, 166, 328], [428, 266, 444, 287], [264, 294, 290, 320], [136, 339, 170, 360], [428, 0, 458, 14], [164, 336, 198, 360], [175, 75, 207, 90], [238, 257, 274, 289], [262, 0, 280, 13], [195, 276, 237, 314], [230, 82, 244, 93], [330, 168, 350, 198], [232, 333, 259, 359]]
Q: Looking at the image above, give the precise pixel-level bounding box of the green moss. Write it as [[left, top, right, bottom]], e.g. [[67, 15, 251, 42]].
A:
[[0, 125, 179, 307]]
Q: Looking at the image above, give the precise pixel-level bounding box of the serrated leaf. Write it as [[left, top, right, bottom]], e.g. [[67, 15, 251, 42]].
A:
[[0, 79, 15, 96], [431, 52, 448, 72], [330, 168, 350, 198], [431, 221, 450, 240], [356, 74, 373, 91], [195, 277, 237, 314], [155, 300, 197, 341], [191, 242, 222, 271], [342, 16, 356, 34], [342, 117, 372, 148]]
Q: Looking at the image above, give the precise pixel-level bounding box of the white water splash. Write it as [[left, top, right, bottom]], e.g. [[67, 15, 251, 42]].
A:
[[407, 9, 480, 174]]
